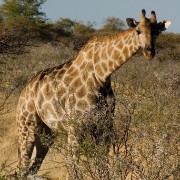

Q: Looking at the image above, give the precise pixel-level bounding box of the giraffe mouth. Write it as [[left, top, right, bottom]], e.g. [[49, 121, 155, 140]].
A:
[[143, 49, 155, 60]]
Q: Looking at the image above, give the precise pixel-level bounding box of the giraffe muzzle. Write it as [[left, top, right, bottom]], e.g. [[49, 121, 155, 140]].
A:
[[143, 48, 155, 60]]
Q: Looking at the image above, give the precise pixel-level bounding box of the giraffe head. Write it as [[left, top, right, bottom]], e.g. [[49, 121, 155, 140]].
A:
[[126, 9, 171, 60]]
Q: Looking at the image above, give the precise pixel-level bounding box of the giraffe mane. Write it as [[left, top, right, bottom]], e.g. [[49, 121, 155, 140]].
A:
[[89, 29, 135, 43]]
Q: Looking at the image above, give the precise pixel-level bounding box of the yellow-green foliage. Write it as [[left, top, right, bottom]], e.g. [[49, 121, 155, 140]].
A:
[[0, 0, 46, 25]]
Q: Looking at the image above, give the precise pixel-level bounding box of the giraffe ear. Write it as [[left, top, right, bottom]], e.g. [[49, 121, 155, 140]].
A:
[[157, 20, 172, 32], [126, 18, 139, 28]]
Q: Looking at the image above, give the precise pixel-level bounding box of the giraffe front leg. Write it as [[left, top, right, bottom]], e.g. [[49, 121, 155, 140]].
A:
[[65, 127, 83, 180]]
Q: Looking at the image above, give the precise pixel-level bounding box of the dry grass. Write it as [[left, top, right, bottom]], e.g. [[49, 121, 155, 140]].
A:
[[0, 33, 179, 179]]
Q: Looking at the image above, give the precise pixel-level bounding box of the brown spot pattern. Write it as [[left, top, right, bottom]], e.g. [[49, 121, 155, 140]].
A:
[[76, 86, 87, 98], [122, 47, 129, 60]]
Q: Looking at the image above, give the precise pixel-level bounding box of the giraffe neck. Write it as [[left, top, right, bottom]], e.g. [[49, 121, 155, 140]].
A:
[[72, 29, 140, 88], [91, 29, 140, 84]]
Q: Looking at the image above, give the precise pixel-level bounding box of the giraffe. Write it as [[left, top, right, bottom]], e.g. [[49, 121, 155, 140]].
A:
[[16, 10, 171, 179]]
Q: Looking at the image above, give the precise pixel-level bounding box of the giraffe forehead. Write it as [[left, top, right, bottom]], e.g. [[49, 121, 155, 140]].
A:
[[138, 20, 154, 33]]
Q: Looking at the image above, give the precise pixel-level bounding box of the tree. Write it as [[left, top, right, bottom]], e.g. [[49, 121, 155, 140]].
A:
[[0, 0, 46, 54], [73, 21, 95, 37], [53, 19, 95, 37], [103, 17, 125, 31], [55, 18, 75, 34], [97, 17, 126, 36], [0, 0, 46, 24]]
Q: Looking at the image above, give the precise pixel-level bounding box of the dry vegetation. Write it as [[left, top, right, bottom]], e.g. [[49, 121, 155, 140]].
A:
[[0, 30, 179, 179]]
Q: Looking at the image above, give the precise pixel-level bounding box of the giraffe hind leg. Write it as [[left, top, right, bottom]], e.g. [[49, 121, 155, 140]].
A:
[[17, 108, 44, 178], [18, 117, 36, 179]]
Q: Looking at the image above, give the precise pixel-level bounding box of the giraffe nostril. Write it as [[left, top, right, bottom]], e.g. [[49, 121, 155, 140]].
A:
[[145, 47, 151, 51], [145, 46, 154, 52], [143, 47, 156, 60]]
